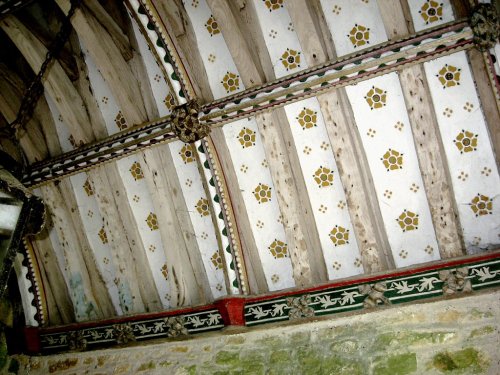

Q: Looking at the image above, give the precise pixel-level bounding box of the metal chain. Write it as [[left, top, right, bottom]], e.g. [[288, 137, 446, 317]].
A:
[[9, 0, 83, 132]]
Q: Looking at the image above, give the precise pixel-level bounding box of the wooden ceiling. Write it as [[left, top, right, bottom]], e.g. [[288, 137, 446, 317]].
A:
[[0, 0, 499, 328]]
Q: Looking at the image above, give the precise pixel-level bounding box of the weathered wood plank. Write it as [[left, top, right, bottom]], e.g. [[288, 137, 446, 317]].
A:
[[206, 0, 266, 87], [151, 0, 214, 102], [69, 33, 109, 141], [140, 148, 207, 307], [40, 182, 114, 321], [285, 0, 330, 67], [55, 0, 148, 125], [30, 229, 75, 325], [88, 166, 147, 315], [381, 1, 464, 258], [0, 15, 94, 145], [0, 72, 47, 163], [255, 111, 316, 286], [84, 0, 133, 61], [100, 162, 163, 312], [229, 0, 276, 81], [317, 90, 391, 272], [399, 64, 464, 258]]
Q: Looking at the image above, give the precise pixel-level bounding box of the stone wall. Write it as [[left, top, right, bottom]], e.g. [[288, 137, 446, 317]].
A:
[[3, 290, 500, 375]]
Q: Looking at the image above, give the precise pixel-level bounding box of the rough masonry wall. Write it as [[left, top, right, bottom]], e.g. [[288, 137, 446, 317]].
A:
[[3, 290, 500, 375]]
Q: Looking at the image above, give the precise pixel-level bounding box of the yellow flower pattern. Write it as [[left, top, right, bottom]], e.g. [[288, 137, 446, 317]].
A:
[[195, 198, 210, 217], [221, 72, 240, 93], [146, 212, 159, 231], [365, 86, 387, 109], [313, 166, 334, 188], [437, 64, 461, 88], [454, 130, 478, 153], [269, 239, 288, 259], [253, 183, 272, 204], [397, 210, 419, 232], [280, 48, 301, 71], [470, 194, 492, 217], [419, 0, 443, 24], [179, 144, 196, 164], [296, 108, 317, 129], [237, 127, 256, 148], [381, 149, 404, 171], [348, 24, 370, 47], [329, 226, 349, 246]]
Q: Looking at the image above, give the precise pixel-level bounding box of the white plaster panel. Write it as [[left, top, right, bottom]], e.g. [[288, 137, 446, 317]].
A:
[[222, 117, 295, 291], [283, 97, 364, 279], [423, 51, 500, 252], [320, 0, 388, 57], [407, 0, 454, 32], [345, 72, 440, 267]]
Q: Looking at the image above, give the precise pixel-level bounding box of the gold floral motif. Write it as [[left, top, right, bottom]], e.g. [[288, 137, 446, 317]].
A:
[[98, 226, 108, 244], [179, 144, 196, 164], [419, 0, 443, 24], [114, 111, 128, 130], [161, 264, 168, 279], [205, 15, 220, 36], [263, 0, 284, 11], [437, 64, 461, 88], [83, 178, 94, 196], [329, 225, 349, 246], [397, 210, 419, 232], [381, 149, 403, 171], [313, 166, 334, 188], [237, 127, 256, 148], [211, 251, 223, 270], [365, 86, 387, 109], [296, 108, 317, 129], [253, 183, 272, 204], [195, 198, 210, 217], [269, 239, 288, 259], [348, 24, 370, 47], [221, 72, 240, 93], [470, 194, 492, 216], [454, 130, 478, 153], [280, 48, 301, 71], [163, 93, 175, 110], [129, 161, 144, 180], [146, 212, 159, 231]]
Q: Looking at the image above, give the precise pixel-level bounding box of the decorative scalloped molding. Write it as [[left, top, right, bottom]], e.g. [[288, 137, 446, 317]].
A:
[[27, 251, 500, 354]]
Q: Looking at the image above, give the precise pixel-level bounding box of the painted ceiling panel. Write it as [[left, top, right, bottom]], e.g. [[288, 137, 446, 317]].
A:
[[114, 154, 174, 308], [69, 172, 124, 315], [2, 0, 499, 332], [184, 0, 244, 99], [407, 0, 455, 32], [320, 0, 388, 57], [222, 117, 295, 291], [251, 0, 306, 77], [424, 51, 500, 252], [345, 72, 441, 267], [282, 98, 364, 279]]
